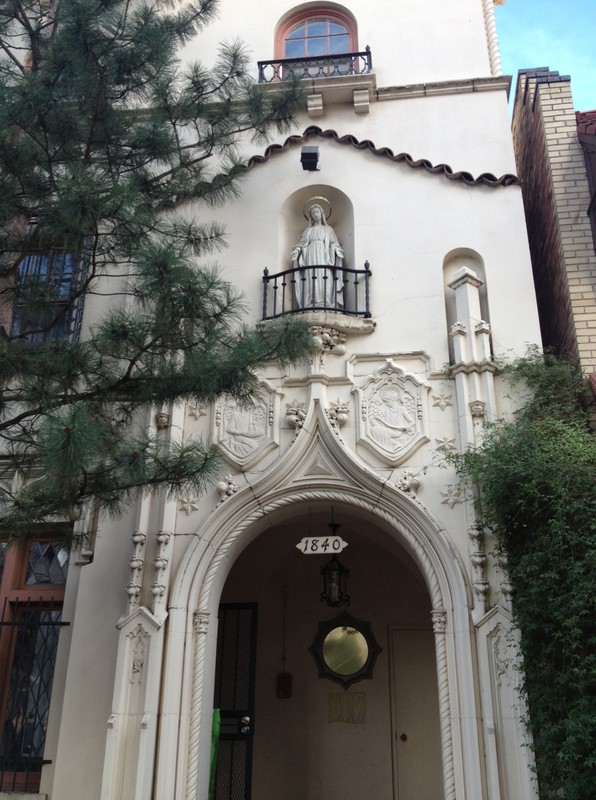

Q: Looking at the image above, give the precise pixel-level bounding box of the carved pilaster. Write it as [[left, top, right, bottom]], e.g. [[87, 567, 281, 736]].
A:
[[469, 526, 489, 614], [151, 531, 171, 613], [186, 611, 210, 800], [126, 531, 147, 612], [431, 608, 456, 799]]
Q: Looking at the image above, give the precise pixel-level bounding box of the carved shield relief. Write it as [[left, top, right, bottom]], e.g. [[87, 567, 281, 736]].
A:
[[213, 381, 280, 469], [353, 364, 429, 465]]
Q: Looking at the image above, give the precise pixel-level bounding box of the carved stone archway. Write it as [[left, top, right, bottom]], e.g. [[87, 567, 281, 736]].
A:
[[155, 401, 484, 800]]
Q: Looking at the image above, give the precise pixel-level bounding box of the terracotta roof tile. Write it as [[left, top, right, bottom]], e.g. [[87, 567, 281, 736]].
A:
[[246, 126, 520, 187]]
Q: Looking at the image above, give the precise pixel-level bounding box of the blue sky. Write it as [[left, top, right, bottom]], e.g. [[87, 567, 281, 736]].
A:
[[495, 0, 596, 111]]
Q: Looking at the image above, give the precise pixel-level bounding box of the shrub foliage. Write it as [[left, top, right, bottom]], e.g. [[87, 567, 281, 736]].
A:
[[454, 351, 596, 800]]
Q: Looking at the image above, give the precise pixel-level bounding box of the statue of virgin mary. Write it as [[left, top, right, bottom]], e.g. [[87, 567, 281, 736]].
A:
[[291, 203, 344, 308]]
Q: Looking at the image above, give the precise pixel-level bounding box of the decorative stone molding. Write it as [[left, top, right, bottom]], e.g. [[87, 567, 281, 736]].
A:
[[353, 87, 370, 114], [469, 400, 486, 418], [126, 531, 146, 611], [307, 92, 324, 118], [310, 325, 347, 371], [473, 580, 490, 605], [286, 401, 307, 431], [151, 531, 171, 603], [155, 411, 170, 430], [128, 624, 149, 685], [440, 486, 464, 509], [186, 403, 207, 420], [327, 399, 349, 430], [431, 607, 447, 634], [432, 391, 454, 411], [216, 475, 239, 504], [450, 321, 466, 336], [186, 611, 210, 800], [483, 0, 504, 77], [435, 435, 457, 452], [213, 380, 281, 469], [397, 470, 421, 496], [178, 495, 200, 515], [468, 526, 489, 614], [430, 607, 456, 800], [353, 363, 430, 466], [496, 552, 513, 609]]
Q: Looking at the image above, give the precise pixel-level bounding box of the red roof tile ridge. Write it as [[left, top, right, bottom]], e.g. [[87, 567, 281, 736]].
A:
[[245, 127, 520, 188]]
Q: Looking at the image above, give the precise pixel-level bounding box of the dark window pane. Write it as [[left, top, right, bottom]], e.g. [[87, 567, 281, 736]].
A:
[[26, 542, 69, 586]]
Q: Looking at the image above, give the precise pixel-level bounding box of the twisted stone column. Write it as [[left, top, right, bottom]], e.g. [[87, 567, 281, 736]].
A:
[[432, 608, 456, 800]]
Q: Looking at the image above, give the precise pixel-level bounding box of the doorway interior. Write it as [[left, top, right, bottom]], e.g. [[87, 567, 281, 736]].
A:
[[212, 508, 443, 800]]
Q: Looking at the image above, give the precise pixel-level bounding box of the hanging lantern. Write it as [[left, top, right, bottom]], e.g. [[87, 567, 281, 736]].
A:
[[320, 555, 350, 608]]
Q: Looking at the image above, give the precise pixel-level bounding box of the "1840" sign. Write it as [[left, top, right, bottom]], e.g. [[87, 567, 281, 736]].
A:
[[296, 536, 348, 554]]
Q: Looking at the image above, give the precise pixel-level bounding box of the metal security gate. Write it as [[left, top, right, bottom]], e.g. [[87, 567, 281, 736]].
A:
[[0, 597, 67, 792], [212, 603, 258, 800]]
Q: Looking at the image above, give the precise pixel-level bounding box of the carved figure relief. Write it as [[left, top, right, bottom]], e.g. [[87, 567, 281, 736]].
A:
[[369, 386, 415, 449], [353, 364, 429, 465], [214, 381, 280, 469], [292, 202, 344, 308], [127, 624, 148, 685]]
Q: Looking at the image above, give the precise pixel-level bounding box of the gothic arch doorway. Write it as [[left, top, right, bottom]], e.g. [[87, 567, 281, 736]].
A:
[[157, 403, 484, 800], [213, 507, 443, 800]]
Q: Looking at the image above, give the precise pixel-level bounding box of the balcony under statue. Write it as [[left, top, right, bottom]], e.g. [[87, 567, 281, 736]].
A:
[[262, 204, 372, 321]]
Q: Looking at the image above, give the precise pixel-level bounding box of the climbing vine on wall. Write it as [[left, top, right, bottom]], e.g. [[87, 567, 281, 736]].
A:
[[452, 350, 596, 800]]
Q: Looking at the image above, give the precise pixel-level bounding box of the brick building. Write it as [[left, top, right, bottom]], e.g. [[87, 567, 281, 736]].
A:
[[512, 68, 596, 401]]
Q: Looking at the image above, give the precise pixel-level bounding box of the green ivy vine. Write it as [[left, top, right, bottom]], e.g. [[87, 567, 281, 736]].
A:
[[452, 349, 596, 800]]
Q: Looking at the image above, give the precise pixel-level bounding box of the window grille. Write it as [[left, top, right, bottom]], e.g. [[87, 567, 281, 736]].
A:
[[10, 221, 87, 343], [0, 540, 70, 792]]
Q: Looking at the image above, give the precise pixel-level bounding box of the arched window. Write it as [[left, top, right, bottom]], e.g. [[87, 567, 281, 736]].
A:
[[285, 18, 350, 58], [275, 6, 358, 60]]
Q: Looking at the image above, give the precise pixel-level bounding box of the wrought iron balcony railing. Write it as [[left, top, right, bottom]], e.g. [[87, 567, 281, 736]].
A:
[[262, 263, 372, 320], [257, 48, 372, 84]]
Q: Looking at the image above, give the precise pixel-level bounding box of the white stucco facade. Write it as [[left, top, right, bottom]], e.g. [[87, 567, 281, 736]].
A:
[[9, 2, 545, 799]]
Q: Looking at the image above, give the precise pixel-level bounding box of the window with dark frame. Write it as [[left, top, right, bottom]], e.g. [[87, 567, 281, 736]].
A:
[[0, 539, 69, 793], [9, 220, 86, 343]]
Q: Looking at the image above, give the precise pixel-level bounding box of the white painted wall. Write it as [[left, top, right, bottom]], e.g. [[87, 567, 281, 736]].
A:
[[38, 3, 543, 800]]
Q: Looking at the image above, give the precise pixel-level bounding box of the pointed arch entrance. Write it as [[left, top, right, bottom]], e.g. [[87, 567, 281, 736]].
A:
[[214, 507, 443, 800], [156, 405, 484, 800]]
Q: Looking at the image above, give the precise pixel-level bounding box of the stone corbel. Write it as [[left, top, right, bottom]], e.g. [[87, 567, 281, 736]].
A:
[[353, 87, 370, 113], [307, 93, 324, 118]]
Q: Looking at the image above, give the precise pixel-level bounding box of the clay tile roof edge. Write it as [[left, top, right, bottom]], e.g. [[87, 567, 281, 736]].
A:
[[244, 126, 520, 188]]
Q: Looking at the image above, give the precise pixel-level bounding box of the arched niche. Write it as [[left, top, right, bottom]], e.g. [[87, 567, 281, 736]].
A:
[[280, 185, 355, 270], [443, 248, 490, 362]]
